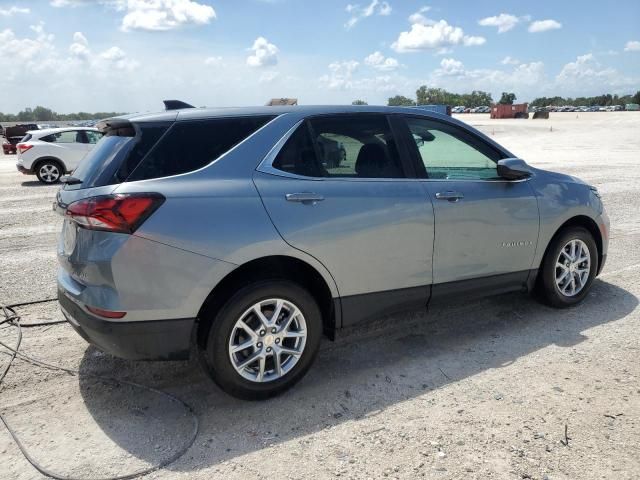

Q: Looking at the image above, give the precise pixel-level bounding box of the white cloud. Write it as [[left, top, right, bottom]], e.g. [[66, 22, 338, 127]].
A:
[[72, 31, 88, 45], [345, 0, 392, 30], [408, 6, 432, 26], [246, 36, 279, 67], [364, 51, 400, 71], [431, 57, 546, 96], [119, 0, 216, 31], [501, 56, 519, 65], [50, 0, 92, 6], [204, 56, 223, 66], [478, 13, 520, 33], [463, 36, 486, 47], [0, 6, 30, 16], [69, 32, 90, 60], [437, 58, 465, 76], [624, 40, 640, 52], [259, 71, 279, 83], [319, 60, 359, 89], [52, 0, 216, 31], [528, 19, 562, 33], [391, 19, 485, 52], [553, 53, 636, 95]]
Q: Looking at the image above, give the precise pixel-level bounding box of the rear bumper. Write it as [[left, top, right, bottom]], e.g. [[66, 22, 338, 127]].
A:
[[16, 163, 33, 174], [58, 289, 194, 361], [3, 144, 16, 154]]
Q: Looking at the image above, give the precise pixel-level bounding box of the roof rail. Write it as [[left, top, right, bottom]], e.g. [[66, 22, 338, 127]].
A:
[[163, 100, 195, 111]]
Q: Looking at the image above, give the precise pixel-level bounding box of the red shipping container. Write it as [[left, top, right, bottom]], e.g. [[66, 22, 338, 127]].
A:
[[490, 103, 529, 119]]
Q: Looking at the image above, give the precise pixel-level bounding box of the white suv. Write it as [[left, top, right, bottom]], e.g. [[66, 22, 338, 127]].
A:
[[16, 127, 103, 184]]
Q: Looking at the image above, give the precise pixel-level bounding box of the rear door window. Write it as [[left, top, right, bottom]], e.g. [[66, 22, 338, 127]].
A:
[[127, 116, 274, 181], [272, 114, 407, 179]]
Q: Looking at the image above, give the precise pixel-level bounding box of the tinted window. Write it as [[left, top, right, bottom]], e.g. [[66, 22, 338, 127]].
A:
[[405, 117, 502, 180], [70, 123, 169, 189], [128, 116, 274, 181], [273, 115, 405, 179], [272, 124, 325, 177]]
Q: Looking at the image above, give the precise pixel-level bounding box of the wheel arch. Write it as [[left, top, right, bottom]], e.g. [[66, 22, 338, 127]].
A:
[[34, 156, 67, 173], [195, 255, 339, 352], [539, 215, 603, 274]]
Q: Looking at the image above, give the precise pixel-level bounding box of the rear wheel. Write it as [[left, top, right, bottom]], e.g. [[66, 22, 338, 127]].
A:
[[35, 160, 63, 184], [200, 280, 322, 400], [537, 227, 598, 308]]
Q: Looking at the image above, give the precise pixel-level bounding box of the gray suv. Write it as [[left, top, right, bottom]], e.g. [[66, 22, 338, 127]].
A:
[[55, 105, 609, 399]]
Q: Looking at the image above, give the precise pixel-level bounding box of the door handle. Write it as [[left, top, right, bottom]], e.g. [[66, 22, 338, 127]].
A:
[[285, 192, 325, 204], [435, 191, 464, 202]]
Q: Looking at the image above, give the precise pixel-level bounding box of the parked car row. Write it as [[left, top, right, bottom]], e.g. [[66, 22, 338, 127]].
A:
[[530, 104, 637, 113], [451, 106, 491, 114]]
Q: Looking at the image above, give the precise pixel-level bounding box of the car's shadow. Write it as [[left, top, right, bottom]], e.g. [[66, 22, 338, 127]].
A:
[[77, 279, 636, 471], [20, 180, 53, 187]]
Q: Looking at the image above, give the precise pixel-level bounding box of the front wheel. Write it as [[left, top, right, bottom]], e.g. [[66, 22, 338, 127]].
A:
[[201, 280, 322, 400], [537, 227, 598, 308]]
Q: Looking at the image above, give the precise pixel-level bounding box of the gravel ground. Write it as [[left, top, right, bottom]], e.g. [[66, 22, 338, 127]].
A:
[[1, 112, 639, 480]]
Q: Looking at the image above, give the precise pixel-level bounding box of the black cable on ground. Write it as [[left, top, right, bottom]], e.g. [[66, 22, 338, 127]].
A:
[[0, 301, 200, 480]]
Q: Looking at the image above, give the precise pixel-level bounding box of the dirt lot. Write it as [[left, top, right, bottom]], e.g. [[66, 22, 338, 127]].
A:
[[1, 112, 639, 479]]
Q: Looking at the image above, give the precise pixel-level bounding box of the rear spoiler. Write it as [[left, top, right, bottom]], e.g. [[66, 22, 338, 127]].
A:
[[95, 118, 133, 135], [163, 100, 195, 111], [95, 100, 195, 133]]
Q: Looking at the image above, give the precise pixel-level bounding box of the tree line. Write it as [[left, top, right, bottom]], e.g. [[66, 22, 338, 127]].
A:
[[355, 86, 640, 108], [529, 92, 640, 107], [0, 106, 126, 122]]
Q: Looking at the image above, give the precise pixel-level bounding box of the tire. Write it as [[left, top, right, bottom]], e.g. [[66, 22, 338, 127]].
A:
[[35, 160, 63, 184], [537, 227, 598, 308], [200, 280, 322, 400]]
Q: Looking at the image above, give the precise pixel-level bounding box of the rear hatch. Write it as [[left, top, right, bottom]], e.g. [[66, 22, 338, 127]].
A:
[[55, 115, 174, 291]]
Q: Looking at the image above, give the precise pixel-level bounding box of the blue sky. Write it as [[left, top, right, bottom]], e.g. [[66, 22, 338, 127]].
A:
[[0, 0, 638, 113]]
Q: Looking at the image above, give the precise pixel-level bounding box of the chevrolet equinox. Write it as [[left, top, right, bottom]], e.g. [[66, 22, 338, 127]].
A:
[[55, 105, 609, 399]]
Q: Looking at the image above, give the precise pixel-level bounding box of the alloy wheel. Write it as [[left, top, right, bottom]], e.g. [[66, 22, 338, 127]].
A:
[[39, 164, 60, 183], [228, 298, 307, 383], [555, 239, 591, 297]]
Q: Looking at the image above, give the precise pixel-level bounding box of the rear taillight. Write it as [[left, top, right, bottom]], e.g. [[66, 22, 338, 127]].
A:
[[17, 143, 33, 154], [66, 193, 165, 234]]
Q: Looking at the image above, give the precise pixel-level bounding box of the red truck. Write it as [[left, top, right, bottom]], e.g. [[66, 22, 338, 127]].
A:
[[2, 124, 38, 154], [490, 103, 529, 119]]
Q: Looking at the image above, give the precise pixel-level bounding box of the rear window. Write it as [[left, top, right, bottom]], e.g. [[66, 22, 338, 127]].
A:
[[70, 122, 169, 189], [21, 134, 32, 142], [127, 116, 274, 182]]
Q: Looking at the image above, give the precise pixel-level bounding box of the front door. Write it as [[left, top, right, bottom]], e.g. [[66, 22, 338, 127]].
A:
[[254, 114, 435, 326], [401, 115, 539, 288]]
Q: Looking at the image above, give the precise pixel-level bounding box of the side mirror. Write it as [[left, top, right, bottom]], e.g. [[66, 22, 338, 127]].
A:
[[497, 158, 531, 180]]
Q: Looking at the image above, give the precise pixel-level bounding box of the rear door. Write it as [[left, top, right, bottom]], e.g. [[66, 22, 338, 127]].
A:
[[254, 114, 435, 326], [400, 115, 539, 290]]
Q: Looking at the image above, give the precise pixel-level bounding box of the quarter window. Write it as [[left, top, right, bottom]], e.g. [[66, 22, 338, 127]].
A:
[[272, 115, 405, 179], [405, 117, 502, 180], [128, 116, 274, 181]]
